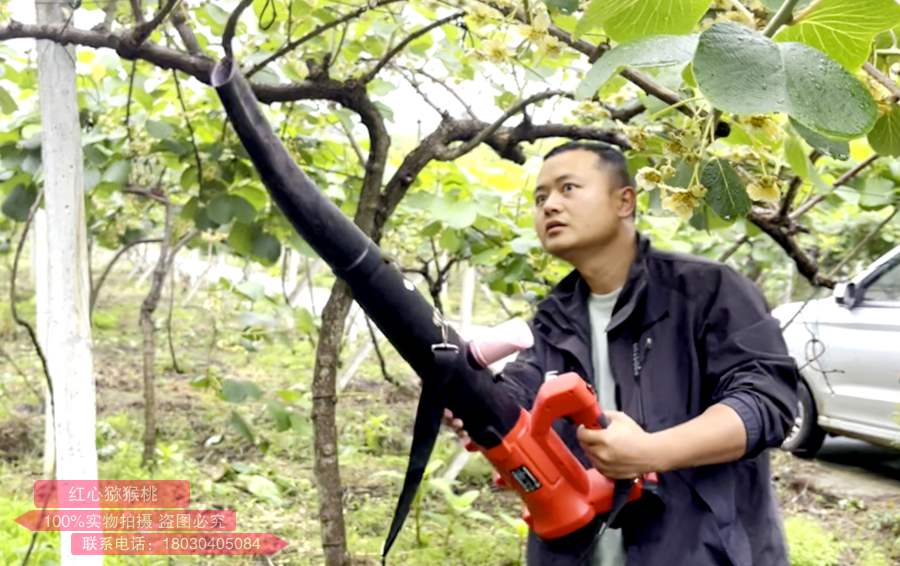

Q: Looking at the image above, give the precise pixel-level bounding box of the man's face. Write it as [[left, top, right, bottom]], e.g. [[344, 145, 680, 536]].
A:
[[533, 149, 627, 261]]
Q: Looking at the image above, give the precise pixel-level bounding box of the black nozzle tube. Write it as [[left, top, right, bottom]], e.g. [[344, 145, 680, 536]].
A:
[[210, 59, 520, 447]]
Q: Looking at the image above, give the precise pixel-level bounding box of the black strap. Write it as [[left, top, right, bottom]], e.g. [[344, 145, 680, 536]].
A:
[[596, 479, 634, 537], [381, 347, 456, 564]]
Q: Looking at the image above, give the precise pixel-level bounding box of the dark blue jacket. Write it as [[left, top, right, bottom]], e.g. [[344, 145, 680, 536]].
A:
[[496, 233, 798, 565]]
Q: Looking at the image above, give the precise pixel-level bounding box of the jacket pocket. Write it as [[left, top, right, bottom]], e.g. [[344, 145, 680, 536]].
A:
[[685, 468, 753, 566]]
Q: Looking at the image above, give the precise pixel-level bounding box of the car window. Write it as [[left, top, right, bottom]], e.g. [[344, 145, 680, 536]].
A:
[[863, 261, 900, 302]]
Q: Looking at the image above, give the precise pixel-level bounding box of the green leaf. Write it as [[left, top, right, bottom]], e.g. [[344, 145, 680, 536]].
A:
[[859, 177, 896, 210], [228, 222, 256, 255], [84, 167, 101, 191], [146, 119, 175, 140], [544, 0, 578, 14], [228, 410, 255, 444], [266, 400, 292, 432], [439, 229, 461, 253], [207, 193, 235, 224], [471, 247, 509, 266], [784, 134, 809, 178], [1, 185, 36, 221], [0, 85, 16, 114], [784, 133, 831, 193], [759, 0, 813, 11], [693, 23, 877, 140], [421, 220, 441, 238], [693, 24, 783, 115], [220, 379, 263, 403], [276, 389, 303, 404], [232, 184, 269, 211], [867, 106, 900, 157], [434, 200, 478, 229], [241, 474, 283, 504], [575, 35, 698, 100], [229, 195, 257, 223], [102, 161, 131, 186], [773, 0, 900, 70], [234, 281, 265, 302], [367, 78, 394, 97], [295, 307, 316, 335], [289, 412, 310, 434], [510, 235, 540, 254], [790, 118, 849, 160], [252, 232, 281, 265], [700, 159, 750, 220], [576, 0, 711, 42]]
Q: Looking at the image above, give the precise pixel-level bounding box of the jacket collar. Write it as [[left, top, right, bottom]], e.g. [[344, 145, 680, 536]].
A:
[[535, 232, 668, 341]]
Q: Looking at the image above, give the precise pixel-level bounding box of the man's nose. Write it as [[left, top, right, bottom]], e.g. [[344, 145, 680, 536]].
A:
[[541, 191, 563, 215]]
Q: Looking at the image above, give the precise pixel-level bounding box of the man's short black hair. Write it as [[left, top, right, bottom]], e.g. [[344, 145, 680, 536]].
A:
[[543, 141, 634, 190]]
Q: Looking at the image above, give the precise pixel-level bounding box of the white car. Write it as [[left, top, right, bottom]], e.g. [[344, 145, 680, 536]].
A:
[[773, 245, 900, 457]]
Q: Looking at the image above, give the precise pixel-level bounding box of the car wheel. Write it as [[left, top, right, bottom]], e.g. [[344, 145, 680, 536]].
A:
[[782, 381, 826, 458]]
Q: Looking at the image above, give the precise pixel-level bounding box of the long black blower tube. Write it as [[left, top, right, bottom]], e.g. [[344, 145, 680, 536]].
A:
[[210, 58, 521, 447]]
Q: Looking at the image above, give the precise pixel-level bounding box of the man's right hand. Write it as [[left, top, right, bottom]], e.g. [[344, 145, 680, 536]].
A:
[[442, 409, 470, 445]]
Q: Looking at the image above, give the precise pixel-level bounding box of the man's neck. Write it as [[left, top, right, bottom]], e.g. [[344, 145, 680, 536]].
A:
[[572, 227, 636, 294]]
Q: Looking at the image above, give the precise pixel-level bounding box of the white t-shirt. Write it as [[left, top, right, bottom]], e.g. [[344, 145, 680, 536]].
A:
[[587, 287, 626, 566]]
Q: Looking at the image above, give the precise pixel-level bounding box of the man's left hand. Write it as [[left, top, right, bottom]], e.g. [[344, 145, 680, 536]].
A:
[[576, 411, 659, 479]]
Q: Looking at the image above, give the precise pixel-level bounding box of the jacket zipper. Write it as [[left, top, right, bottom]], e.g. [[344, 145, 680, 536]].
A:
[[632, 336, 653, 426]]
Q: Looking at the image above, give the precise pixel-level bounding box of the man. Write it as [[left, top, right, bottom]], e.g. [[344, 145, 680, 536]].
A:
[[444, 142, 798, 565]]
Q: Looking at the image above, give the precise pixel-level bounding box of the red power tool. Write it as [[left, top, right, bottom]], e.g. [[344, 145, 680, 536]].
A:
[[468, 371, 659, 539]]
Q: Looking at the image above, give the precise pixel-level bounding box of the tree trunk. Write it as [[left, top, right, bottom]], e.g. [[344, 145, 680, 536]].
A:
[[35, 0, 101, 561], [312, 278, 355, 566], [140, 206, 173, 468]]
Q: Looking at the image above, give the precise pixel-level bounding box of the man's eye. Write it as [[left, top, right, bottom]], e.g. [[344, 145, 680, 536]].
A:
[[562, 183, 576, 192], [535, 194, 547, 205]]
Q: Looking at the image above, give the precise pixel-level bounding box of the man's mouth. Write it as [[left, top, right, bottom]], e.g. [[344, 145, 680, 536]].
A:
[[545, 221, 566, 233]]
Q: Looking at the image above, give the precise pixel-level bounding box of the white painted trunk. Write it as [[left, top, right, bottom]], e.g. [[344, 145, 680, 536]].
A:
[[285, 247, 300, 305], [443, 265, 478, 482], [36, 1, 101, 563], [459, 264, 477, 334]]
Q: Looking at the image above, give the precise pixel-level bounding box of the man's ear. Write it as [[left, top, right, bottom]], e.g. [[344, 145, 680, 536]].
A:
[[617, 186, 637, 218]]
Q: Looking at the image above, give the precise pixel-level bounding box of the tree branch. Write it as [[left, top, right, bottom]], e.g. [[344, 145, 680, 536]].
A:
[[361, 11, 464, 83], [9, 190, 54, 429], [407, 66, 477, 120], [434, 89, 567, 160], [335, 114, 366, 168], [364, 315, 396, 386], [763, 0, 801, 37], [863, 61, 900, 101], [606, 99, 646, 123], [395, 67, 449, 119], [743, 154, 880, 287], [0, 22, 391, 130], [825, 206, 898, 280], [789, 155, 878, 220], [91, 237, 163, 312], [130, 0, 145, 25], [0, 21, 212, 77], [123, 185, 168, 204], [171, 3, 201, 56], [171, 69, 204, 195], [718, 234, 751, 262], [223, 0, 253, 59], [778, 149, 824, 220], [747, 208, 834, 287], [246, 0, 405, 78], [131, 0, 179, 46], [777, 175, 803, 219]]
